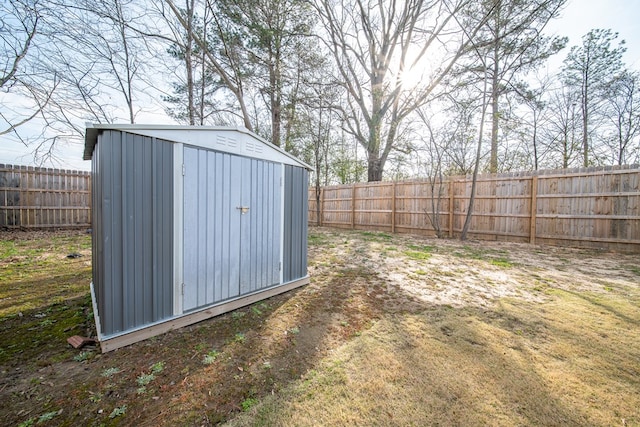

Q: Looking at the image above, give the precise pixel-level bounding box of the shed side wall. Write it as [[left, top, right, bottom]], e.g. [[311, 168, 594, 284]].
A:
[[93, 131, 174, 336], [283, 166, 308, 282]]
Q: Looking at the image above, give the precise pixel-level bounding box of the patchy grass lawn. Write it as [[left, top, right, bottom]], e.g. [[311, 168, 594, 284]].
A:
[[1, 228, 639, 426]]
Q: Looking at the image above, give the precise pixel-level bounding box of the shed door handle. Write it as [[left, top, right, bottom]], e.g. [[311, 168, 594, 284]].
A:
[[236, 206, 250, 214]]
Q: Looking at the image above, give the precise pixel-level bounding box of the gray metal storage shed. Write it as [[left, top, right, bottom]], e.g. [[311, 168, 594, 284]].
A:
[[84, 124, 310, 352]]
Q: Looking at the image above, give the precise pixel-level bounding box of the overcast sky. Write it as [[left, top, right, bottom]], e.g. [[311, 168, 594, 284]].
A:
[[1, 0, 638, 171]]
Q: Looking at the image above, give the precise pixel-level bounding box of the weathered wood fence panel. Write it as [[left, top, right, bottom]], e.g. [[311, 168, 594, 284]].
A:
[[309, 166, 640, 252], [3, 162, 638, 251], [0, 164, 91, 229]]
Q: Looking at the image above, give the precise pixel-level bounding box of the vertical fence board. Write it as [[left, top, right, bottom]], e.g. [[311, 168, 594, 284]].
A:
[[309, 166, 640, 252], [0, 164, 91, 229]]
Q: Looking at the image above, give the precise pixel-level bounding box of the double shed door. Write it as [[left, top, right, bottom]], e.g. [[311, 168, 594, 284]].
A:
[[182, 146, 282, 312]]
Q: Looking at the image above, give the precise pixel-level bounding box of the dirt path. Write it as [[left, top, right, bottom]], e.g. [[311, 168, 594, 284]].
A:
[[310, 228, 639, 309]]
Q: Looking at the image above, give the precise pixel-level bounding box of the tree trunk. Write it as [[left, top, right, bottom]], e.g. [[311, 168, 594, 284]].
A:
[[269, 59, 281, 147], [315, 173, 322, 226], [461, 71, 489, 241], [185, 0, 195, 125], [582, 73, 589, 167], [489, 49, 500, 173], [532, 110, 538, 170], [367, 155, 383, 182], [582, 100, 589, 167]]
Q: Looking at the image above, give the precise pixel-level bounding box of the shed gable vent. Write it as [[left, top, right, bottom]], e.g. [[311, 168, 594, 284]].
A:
[[216, 135, 238, 149], [245, 141, 263, 154]]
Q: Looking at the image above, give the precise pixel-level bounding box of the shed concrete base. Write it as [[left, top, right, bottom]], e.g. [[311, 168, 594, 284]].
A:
[[96, 276, 310, 353]]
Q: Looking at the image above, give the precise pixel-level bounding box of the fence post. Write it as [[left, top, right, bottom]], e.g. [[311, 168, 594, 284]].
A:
[[448, 179, 455, 238], [320, 187, 325, 227], [351, 184, 356, 229], [391, 181, 396, 233], [530, 175, 538, 244]]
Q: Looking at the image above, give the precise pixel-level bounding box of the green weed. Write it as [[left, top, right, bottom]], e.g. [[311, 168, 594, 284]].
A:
[[241, 397, 258, 411], [101, 367, 120, 378], [403, 250, 431, 260], [407, 244, 436, 253], [73, 351, 93, 362], [288, 326, 300, 335], [37, 410, 61, 423], [490, 258, 514, 268], [109, 405, 127, 419], [136, 373, 156, 387], [308, 234, 328, 245], [231, 311, 246, 320], [202, 350, 220, 365], [150, 361, 165, 374], [17, 418, 35, 427], [626, 265, 640, 276], [360, 231, 393, 241], [89, 392, 102, 403]]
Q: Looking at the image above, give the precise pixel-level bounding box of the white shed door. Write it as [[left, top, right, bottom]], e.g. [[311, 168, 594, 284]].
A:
[[182, 146, 282, 312]]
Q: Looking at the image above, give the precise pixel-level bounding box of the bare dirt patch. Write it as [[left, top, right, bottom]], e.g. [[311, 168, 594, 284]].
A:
[[1, 227, 638, 426]]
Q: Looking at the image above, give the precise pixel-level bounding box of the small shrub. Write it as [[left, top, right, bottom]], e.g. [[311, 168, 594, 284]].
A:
[[234, 333, 246, 343]]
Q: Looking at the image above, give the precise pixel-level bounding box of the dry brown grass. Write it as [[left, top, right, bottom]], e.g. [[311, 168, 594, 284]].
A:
[[1, 228, 638, 426], [227, 228, 640, 427]]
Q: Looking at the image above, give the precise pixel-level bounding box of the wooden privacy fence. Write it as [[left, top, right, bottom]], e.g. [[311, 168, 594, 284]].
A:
[[309, 165, 640, 252], [0, 164, 91, 229]]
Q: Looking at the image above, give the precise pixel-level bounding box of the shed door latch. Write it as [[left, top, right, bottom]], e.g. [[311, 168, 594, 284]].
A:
[[236, 206, 250, 214]]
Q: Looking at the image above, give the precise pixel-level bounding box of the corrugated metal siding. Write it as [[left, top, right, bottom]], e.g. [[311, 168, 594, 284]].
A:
[[92, 131, 174, 336], [283, 166, 308, 282], [182, 146, 281, 312]]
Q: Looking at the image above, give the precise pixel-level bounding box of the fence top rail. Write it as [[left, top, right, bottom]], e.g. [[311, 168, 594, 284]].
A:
[[315, 165, 640, 191], [0, 164, 91, 176], [449, 164, 640, 181]]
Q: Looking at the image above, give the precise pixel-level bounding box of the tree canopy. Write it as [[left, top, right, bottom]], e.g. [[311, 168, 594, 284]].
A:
[[1, 0, 638, 180]]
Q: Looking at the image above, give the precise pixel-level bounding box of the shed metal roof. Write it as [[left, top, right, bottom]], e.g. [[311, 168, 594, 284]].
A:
[[84, 124, 312, 169]]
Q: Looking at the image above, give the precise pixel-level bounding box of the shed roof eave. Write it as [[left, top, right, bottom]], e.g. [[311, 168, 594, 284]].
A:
[[83, 124, 312, 170]]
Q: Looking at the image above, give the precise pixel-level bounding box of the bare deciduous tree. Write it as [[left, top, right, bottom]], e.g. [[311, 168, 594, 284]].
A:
[[0, 1, 56, 141], [604, 70, 640, 165], [313, 0, 491, 182]]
